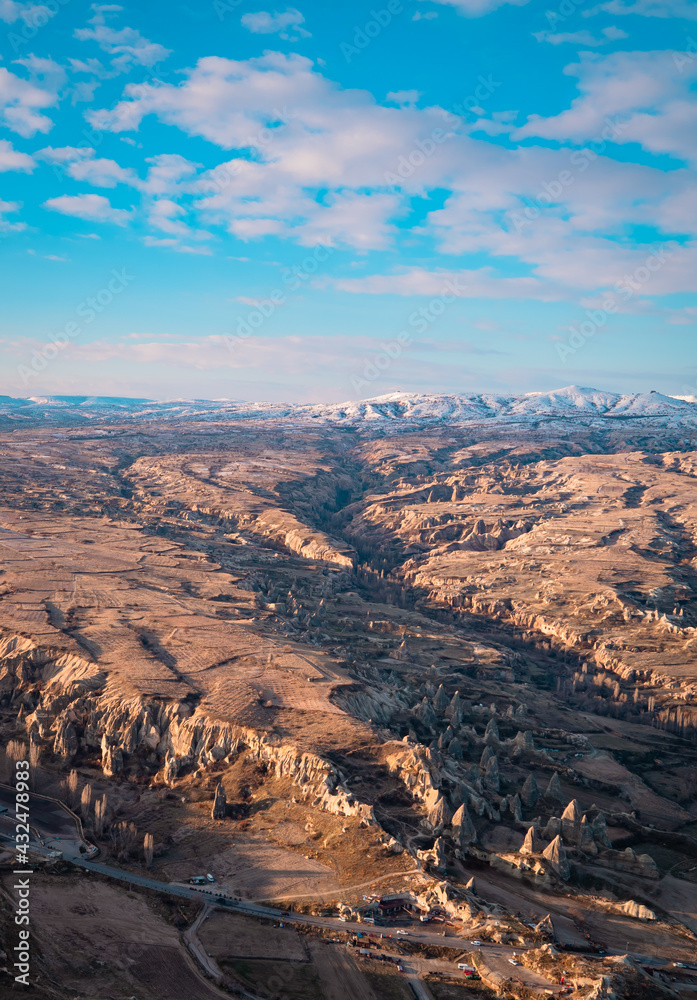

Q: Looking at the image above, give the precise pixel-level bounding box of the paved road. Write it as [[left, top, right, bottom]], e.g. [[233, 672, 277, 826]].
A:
[[406, 977, 434, 1000], [3, 785, 660, 998], [183, 905, 225, 983]]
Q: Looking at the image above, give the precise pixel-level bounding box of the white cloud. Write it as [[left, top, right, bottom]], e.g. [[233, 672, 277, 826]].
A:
[[585, 0, 697, 17], [87, 53, 454, 248], [0, 199, 24, 233], [240, 8, 311, 39], [67, 155, 137, 187], [533, 26, 628, 45], [0, 138, 34, 172], [513, 50, 697, 165], [75, 3, 171, 72], [43, 193, 132, 225], [140, 153, 201, 195], [0, 64, 57, 136], [80, 49, 697, 287], [0, 0, 20, 21], [387, 90, 421, 105], [147, 198, 211, 241], [142, 236, 212, 254], [36, 145, 95, 163], [416, 0, 531, 16], [292, 191, 402, 249], [0, 0, 61, 24], [330, 266, 554, 300]]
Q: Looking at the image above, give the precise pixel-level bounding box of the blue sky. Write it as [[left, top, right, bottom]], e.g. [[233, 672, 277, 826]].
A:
[[0, 0, 695, 402]]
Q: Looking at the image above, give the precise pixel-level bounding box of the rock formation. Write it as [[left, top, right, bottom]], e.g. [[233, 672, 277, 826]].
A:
[[545, 772, 563, 804], [212, 781, 227, 820], [427, 794, 452, 833], [542, 835, 570, 880], [484, 754, 500, 792], [520, 825, 542, 855], [520, 773, 539, 808], [561, 799, 581, 844]]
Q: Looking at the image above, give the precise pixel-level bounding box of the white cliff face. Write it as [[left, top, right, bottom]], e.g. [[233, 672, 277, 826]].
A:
[[1, 629, 377, 827]]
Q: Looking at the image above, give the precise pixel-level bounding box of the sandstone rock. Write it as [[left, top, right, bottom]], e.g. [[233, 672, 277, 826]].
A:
[[102, 742, 123, 777], [542, 835, 570, 880], [211, 781, 226, 820], [545, 772, 563, 803], [484, 755, 500, 792], [543, 815, 561, 840], [637, 853, 658, 875], [509, 793, 523, 822], [447, 690, 463, 727], [520, 825, 542, 855], [415, 696, 438, 730], [53, 717, 78, 757], [579, 815, 597, 854], [536, 914, 555, 938], [427, 794, 452, 833], [480, 745, 495, 768], [591, 810, 612, 848], [432, 836, 446, 871], [521, 773, 539, 808], [433, 684, 449, 714], [561, 798, 581, 844], [618, 900, 656, 921], [484, 718, 500, 744], [418, 836, 446, 872], [452, 802, 477, 845], [513, 730, 535, 751]]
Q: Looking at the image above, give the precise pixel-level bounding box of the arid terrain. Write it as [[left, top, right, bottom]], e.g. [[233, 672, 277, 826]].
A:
[[1, 387, 697, 999]]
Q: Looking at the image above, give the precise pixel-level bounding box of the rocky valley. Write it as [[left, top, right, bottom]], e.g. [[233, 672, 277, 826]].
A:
[[1, 386, 697, 1000]]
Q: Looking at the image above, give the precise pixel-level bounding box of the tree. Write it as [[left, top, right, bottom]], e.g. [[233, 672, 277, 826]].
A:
[[80, 783, 92, 821], [29, 743, 41, 790], [6, 740, 27, 762], [110, 821, 137, 859], [143, 832, 154, 869], [65, 769, 79, 809], [94, 794, 108, 837]]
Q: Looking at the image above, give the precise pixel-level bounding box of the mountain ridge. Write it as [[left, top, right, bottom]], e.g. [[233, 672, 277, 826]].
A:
[[1, 385, 695, 428]]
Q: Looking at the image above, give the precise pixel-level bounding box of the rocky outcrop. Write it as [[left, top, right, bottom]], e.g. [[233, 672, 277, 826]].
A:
[[542, 835, 570, 880], [616, 900, 656, 921], [521, 773, 539, 808], [426, 794, 452, 833], [0, 630, 378, 831], [545, 772, 563, 803], [520, 825, 542, 855], [452, 801, 477, 845], [484, 754, 500, 792], [212, 782, 227, 820], [418, 836, 446, 872], [53, 717, 78, 758], [591, 810, 612, 848], [561, 799, 581, 844]]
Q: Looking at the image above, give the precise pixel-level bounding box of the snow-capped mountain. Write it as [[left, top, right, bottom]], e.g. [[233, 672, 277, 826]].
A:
[[0, 386, 695, 430]]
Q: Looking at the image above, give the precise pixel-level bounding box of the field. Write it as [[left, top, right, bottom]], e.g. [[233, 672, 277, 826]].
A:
[[199, 911, 308, 960]]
